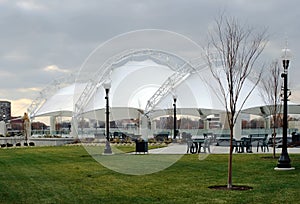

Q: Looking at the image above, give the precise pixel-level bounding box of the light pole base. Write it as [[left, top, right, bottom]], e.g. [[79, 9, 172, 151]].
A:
[[274, 167, 295, 171], [103, 141, 112, 154], [276, 152, 292, 169]]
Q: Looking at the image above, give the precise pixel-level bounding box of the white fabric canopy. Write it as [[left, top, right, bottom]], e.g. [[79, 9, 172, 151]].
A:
[[82, 60, 174, 113], [242, 102, 300, 116], [33, 83, 86, 117], [31, 60, 274, 120]]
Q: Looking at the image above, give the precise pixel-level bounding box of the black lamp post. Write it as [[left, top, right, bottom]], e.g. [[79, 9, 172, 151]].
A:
[[276, 48, 293, 169], [103, 80, 112, 154], [173, 94, 177, 140]]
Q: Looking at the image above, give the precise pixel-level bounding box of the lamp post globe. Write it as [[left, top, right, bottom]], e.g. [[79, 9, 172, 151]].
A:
[[103, 80, 111, 90]]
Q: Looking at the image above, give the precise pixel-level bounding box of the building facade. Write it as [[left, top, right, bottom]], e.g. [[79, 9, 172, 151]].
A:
[[0, 101, 11, 122]]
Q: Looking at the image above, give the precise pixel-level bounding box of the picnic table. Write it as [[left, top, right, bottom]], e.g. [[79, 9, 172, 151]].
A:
[[187, 137, 211, 154], [234, 138, 252, 153], [190, 139, 204, 154]]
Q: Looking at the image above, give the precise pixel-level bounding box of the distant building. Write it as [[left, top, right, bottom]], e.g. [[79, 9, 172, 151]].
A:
[[9, 116, 23, 131], [207, 114, 222, 129], [0, 101, 11, 122]]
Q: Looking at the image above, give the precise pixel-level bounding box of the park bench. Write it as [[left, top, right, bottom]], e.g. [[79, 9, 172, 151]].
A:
[[215, 134, 231, 146], [154, 132, 170, 142]]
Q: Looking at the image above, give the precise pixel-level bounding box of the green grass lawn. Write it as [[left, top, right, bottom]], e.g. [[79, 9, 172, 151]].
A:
[[0, 145, 299, 204]]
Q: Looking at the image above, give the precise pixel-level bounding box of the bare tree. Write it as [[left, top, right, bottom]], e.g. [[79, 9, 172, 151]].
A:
[[261, 61, 282, 158], [205, 16, 267, 189]]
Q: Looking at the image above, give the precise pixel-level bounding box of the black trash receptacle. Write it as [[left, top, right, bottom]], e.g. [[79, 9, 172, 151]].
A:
[[135, 140, 148, 154]]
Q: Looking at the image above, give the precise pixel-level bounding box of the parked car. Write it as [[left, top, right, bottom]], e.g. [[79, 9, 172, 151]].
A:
[[268, 134, 292, 148]]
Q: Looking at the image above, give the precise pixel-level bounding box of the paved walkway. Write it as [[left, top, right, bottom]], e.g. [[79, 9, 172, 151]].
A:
[[149, 143, 300, 154]]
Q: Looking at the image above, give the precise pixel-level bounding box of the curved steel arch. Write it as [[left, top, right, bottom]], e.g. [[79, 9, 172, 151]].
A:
[[74, 48, 207, 117], [28, 73, 77, 119]]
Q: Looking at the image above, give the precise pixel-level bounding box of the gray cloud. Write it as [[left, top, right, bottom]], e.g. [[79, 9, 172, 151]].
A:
[[1, 0, 300, 114]]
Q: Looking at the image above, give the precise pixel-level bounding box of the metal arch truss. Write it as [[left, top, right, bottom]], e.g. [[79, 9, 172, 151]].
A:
[[74, 48, 207, 117], [143, 51, 207, 115], [28, 74, 77, 119]]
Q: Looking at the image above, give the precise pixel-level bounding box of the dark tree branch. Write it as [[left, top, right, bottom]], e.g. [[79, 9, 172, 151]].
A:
[[205, 15, 268, 189]]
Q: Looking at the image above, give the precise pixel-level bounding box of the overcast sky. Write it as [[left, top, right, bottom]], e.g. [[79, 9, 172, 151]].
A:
[[1, 0, 300, 116]]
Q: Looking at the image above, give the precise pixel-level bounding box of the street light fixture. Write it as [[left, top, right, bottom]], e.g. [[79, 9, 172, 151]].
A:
[[103, 80, 112, 154], [275, 48, 294, 170], [173, 94, 177, 140]]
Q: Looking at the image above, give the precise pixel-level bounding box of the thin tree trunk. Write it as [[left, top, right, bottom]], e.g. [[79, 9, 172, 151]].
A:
[[227, 125, 234, 189], [205, 15, 267, 190], [272, 115, 276, 158]]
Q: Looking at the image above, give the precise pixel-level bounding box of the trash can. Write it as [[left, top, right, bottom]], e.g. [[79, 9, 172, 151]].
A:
[[135, 140, 148, 154]]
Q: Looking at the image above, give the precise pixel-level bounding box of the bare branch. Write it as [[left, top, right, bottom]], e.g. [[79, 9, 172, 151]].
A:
[[205, 15, 268, 189], [260, 60, 282, 158]]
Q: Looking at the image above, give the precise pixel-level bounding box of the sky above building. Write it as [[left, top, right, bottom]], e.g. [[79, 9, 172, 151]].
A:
[[1, 0, 300, 116]]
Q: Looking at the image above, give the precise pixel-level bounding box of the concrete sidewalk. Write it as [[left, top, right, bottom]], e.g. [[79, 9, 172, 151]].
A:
[[148, 143, 300, 154]]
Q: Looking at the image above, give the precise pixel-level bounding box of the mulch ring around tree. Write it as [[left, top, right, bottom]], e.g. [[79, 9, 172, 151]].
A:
[[208, 185, 253, 191]]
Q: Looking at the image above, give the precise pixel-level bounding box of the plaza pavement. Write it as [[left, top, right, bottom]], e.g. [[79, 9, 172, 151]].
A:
[[148, 143, 300, 154]]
